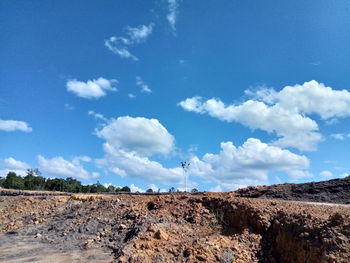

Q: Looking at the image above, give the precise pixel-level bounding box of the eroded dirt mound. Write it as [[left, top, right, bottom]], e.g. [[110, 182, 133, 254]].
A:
[[234, 176, 350, 204], [0, 192, 349, 262]]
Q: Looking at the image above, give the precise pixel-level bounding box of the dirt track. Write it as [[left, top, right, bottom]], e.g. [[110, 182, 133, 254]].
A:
[[0, 191, 349, 263]]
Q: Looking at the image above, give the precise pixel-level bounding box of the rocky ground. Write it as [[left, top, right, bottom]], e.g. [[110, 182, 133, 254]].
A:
[[0, 189, 349, 263], [234, 176, 350, 204]]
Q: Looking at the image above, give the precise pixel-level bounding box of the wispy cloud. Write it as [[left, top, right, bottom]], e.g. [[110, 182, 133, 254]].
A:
[[64, 103, 74, 110], [136, 76, 152, 93], [105, 24, 154, 61], [167, 0, 179, 34], [88, 110, 108, 122], [330, 133, 350, 140]]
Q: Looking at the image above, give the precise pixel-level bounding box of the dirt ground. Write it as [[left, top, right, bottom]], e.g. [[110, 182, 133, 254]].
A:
[[0, 191, 349, 263]]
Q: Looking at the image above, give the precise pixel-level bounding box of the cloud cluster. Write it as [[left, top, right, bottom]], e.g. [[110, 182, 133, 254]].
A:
[[95, 116, 189, 186], [179, 81, 350, 151], [37, 155, 91, 180], [66, 77, 117, 99], [190, 138, 310, 191], [93, 116, 311, 190], [0, 119, 32, 132], [105, 24, 154, 61]]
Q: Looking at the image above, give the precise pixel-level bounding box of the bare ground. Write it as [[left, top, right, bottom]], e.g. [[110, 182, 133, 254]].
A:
[[0, 191, 349, 263]]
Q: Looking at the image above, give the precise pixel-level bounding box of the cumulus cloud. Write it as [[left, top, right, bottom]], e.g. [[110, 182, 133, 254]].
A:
[[67, 78, 117, 99], [130, 184, 144, 193], [0, 119, 32, 132], [136, 76, 152, 93], [38, 155, 90, 180], [179, 96, 321, 151], [1, 157, 30, 170], [96, 116, 174, 156], [179, 80, 350, 151], [96, 143, 184, 185], [271, 80, 350, 119], [128, 93, 136, 99], [0, 157, 30, 177], [167, 0, 179, 34], [190, 138, 310, 191], [105, 24, 153, 61]]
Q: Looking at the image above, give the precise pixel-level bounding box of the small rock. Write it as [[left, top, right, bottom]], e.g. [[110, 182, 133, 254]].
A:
[[119, 224, 127, 230], [183, 248, 191, 257], [35, 233, 42, 238], [154, 229, 169, 240], [84, 239, 94, 249]]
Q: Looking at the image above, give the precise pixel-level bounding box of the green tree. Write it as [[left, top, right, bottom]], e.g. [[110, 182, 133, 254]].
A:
[[121, 186, 131, 192], [3, 172, 24, 189], [169, 187, 176, 193], [107, 185, 116, 192], [191, 188, 199, 193], [146, 188, 153, 193]]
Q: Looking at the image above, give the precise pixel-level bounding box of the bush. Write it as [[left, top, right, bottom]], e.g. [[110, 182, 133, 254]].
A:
[[146, 188, 153, 193]]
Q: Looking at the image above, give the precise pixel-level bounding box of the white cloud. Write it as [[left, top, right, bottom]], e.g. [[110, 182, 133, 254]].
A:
[[179, 96, 322, 151], [105, 36, 138, 61], [330, 133, 350, 140], [96, 116, 174, 156], [64, 103, 75, 110], [130, 184, 145, 193], [128, 93, 136, 99], [0, 119, 32, 132], [38, 155, 90, 180], [340, 173, 349, 178], [125, 24, 154, 43], [1, 157, 30, 170], [96, 143, 184, 185], [105, 24, 153, 61], [190, 138, 310, 191], [180, 80, 350, 151], [88, 110, 108, 122], [320, 170, 333, 178], [67, 78, 117, 99], [0, 169, 28, 177], [92, 172, 100, 179], [273, 80, 350, 119], [72, 156, 92, 165], [167, 0, 179, 34], [136, 76, 152, 93], [0, 157, 30, 177]]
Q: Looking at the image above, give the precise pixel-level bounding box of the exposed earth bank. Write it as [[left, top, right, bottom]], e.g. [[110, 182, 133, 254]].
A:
[[234, 176, 350, 204], [0, 189, 349, 263]]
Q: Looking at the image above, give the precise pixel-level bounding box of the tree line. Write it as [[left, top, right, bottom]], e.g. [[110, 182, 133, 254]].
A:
[[0, 169, 131, 193]]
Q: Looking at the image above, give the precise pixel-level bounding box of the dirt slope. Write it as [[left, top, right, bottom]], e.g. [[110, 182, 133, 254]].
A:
[[0, 192, 349, 263], [234, 176, 350, 204]]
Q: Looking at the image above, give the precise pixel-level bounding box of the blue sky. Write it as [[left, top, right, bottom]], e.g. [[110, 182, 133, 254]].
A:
[[1, 0, 350, 192]]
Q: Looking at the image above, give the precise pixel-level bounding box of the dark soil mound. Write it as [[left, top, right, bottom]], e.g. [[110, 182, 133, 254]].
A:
[[234, 176, 350, 204]]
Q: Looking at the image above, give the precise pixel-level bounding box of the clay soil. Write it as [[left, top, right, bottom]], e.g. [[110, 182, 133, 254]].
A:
[[0, 190, 349, 263]]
